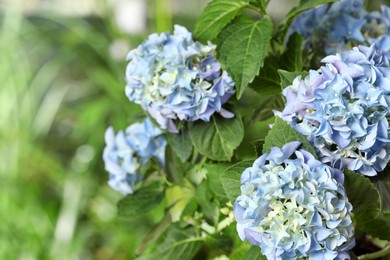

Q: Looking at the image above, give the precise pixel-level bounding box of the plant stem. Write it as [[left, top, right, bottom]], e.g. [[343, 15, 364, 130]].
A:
[[191, 149, 199, 164], [358, 243, 390, 260], [135, 212, 172, 256]]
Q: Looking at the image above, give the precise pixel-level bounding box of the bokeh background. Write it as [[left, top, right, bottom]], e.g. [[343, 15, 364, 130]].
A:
[[0, 0, 228, 258], [8, 0, 389, 258]]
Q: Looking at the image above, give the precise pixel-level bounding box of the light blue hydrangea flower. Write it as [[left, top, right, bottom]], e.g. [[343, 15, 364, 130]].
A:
[[125, 25, 235, 133], [103, 118, 167, 195], [277, 45, 390, 176], [234, 142, 355, 260], [288, 0, 367, 55]]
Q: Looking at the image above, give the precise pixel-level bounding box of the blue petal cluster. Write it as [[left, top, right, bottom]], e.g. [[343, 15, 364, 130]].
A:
[[234, 142, 355, 260], [125, 25, 235, 133], [365, 5, 390, 57], [103, 118, 167, 195], [278, 45, 390, 176], [288, 0, 367, 54]]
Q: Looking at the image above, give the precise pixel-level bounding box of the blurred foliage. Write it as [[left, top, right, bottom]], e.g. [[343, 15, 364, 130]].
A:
[[0, 0, 187, 258]]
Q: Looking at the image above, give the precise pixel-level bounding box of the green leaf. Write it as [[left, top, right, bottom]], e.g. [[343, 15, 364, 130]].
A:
[[244, 246, 267, 259], [117, 182, 164, 220], [280, 32, 304, 72], [194, 0, 249, 42], [220, 160, 253, 201], [343, 170, 380, 214], [278, 69, 308, 89], [344, 170, 390, 240], [230, 243, 251, 260], [374, 179, 390, 214], [187, 165, 207, 185], [236, 116, 273, 160], [251, 94, 284, 121], [166, 128, 192, 162], [204, 163, 230, 203], [262, 116, 317, 157], [181, 199, 198, 219], [194, 182, 220, 225], [189, 110, 244, 161], [138, 225, 203, 260], [166, 181, 195, 222], [136, 213, 172, 256], [355, 211, 390, 240], [217, 16, 273, 99], [276, 0, 336, 43], [250, 35, 304, 95], [253, 139, 264, 157], [372, 171, 390, 213], [249, 55, 281, 96]]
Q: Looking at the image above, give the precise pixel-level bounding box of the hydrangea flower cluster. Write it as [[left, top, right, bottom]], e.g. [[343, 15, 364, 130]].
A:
[[289, 0, 367, 54], [125, 25, 235, 133], [277, 44, 390, 176], [288, 0, 390, 56], [234, 142, 355, 259], [103, 118, 167, 195], [365, 5, 390, 57]]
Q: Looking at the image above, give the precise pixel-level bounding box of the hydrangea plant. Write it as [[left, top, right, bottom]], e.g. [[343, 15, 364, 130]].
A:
[[102, 0, 390, 259], [234, 142, 355, 259]]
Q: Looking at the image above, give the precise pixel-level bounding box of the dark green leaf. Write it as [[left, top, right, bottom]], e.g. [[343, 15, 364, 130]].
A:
[[253, 139, 264, 157], [355, 211, 390, 240], [278, 69, 308, 89], [249, 55, 281, 96], [343, 170, 380, 214], [220, 160, 253, 201], [217, 16, 273, 99], [244, 246, 267, 259], [251, 94, 284, 121], [236, 116, 273, 160], [280, 32, 304, 72], [136, 213, 172, 256], [166, 128, 192, 162], [138, 225, 203, 260], [195, 182, 220, 225], [344, 171, 390, 239], [117, 182, 164, 220], [204, 163, 230, 203], [262, 117, 317, 157], [189, 110, 244, 161], [181, 199, 198, 219], [165, 145, 186, 183], [349, 252, 359, 260], [374, 180, 390, 213], [229, 243, 251, 260], [276, 0, 336, 43], [372, 171, 390, 213], [194, 0, 249, 42]]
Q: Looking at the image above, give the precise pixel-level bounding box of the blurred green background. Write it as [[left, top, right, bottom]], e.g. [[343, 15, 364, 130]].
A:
[[0, 0, 209, 258]]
